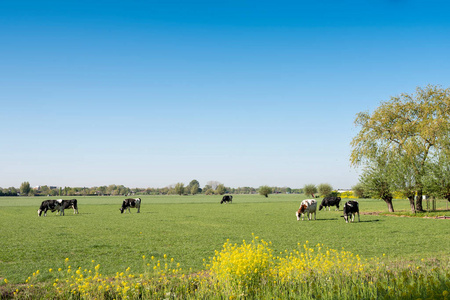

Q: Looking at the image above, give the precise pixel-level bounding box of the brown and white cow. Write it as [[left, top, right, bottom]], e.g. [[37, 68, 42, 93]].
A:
[[120, 198, 141, 214], [296, 199, 317, 221]]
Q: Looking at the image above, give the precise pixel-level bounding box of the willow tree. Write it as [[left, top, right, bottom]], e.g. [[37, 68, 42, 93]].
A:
[[350, 85, 450, 212], [423, 153, 450, 202], [359, 158, 395, 212]]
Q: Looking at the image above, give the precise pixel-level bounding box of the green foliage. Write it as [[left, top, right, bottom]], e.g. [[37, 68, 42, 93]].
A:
[[351, 85, 450, 211], [215, 184, 225, 195], [317, 183, 333, 196], [174, 183, 185, 196], [190, 184, 199, 195], [351, 183, 366, 198], [20, 181, 31, 196], [422, 154, 450, 202], [258, 185, 272, 197], [303, 184, 317, 198], [359, 158, 395, 212]]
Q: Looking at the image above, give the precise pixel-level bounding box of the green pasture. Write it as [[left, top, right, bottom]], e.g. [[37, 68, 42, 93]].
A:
[[0, 194, 449, 284]]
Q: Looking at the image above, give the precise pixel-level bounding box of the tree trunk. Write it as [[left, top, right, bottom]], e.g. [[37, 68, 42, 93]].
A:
[[408, 196, 416, 214], [383, 195, 395, 212], [415, 190, 424, 212]]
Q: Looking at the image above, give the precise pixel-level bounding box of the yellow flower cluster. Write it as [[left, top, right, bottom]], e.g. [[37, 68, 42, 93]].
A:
[[207, 234, 273, 292], [274, 241, 368, 283]]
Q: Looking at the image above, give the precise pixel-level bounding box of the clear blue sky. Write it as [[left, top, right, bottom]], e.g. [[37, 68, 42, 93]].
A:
[[1, 0, 449, 189]]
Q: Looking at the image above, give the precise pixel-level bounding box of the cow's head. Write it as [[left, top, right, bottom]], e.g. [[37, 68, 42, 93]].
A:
[[343, 213, 350, 223], [37, 209, 42, 217], [319, 204, 324, 211], [119, 207, 125, 213]]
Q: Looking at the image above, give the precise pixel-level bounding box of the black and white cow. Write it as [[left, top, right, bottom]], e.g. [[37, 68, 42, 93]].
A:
[[57, 199, 79, 216], [319, 196, 341, 211], [220, 195, 233, 204], [342, 200, 360, 223], [37, 199, 78, 216], [120, 198, 141, 213], [37, 200, 59, 216]]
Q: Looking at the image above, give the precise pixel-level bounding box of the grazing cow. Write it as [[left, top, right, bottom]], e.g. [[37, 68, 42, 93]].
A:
[[37, 200, 59, 217], [342, 201, 360, 223], [56, 199, 79, 216], [319, 196, 341, 211], [120, 198, 141, 214], [296, 199, 317, 221], [220, 195, 233, 204]]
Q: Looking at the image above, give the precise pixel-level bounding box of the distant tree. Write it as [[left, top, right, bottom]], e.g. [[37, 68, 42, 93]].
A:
[[190, 184, 199, 195], [39, 185, 50, 195], [303, 184, 317, 198], [216, 184, 226, 195], [317, 183, 333, 197], [207, 181, 221, 190], [202, 185, 212, 194], [188, 179, 199, 188], [174, 183, 185, 196], [20, 181, 31, 196], [351, 183, 366, 199], [286, 187, 292, 194], [205, 188, 215, 195], [259, 185, 272, 198]]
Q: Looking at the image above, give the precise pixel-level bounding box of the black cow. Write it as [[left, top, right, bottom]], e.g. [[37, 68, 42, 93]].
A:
[[57, 199, 79, 216], [342, 201, 360, 223], [319, 196, 341, 211], [37, 200, 59, 216], [120, 198, 141, 213], [220, 195, 232, 204]]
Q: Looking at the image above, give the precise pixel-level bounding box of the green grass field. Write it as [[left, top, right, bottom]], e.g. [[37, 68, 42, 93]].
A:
[[0, 194, 449, 285]]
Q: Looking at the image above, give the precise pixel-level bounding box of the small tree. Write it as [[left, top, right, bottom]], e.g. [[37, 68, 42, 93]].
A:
[[303, 184, 317, 198], [216, 184, 226, 195], [174, 183, 185, 196], [359, 159, 395, 212], [351, 183, 366, 198], [259, 185, 272, 198], [20, 181, 31, 196], [317, 183, 333, 197], [190, 184, 199, 195]]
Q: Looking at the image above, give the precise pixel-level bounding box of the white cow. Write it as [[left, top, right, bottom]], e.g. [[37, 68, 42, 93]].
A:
[[296, 199, 317, 221]]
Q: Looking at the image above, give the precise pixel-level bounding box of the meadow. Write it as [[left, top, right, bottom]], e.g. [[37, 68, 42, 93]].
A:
[[0, 194, 449, 299]]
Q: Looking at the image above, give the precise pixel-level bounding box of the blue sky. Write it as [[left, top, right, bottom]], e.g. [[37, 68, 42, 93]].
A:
[[1, 1, 449, 189]]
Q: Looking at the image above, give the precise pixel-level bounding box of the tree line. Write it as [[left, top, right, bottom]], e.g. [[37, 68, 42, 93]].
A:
[[1, 180, 305, 197]]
